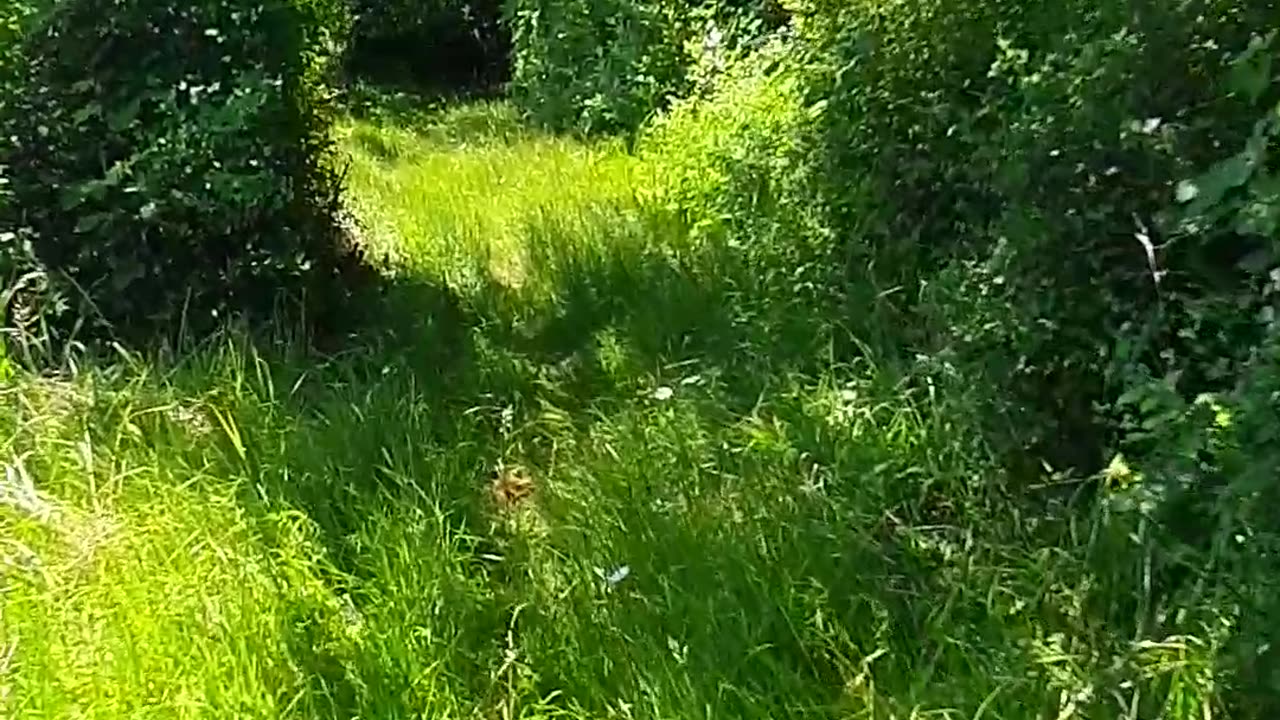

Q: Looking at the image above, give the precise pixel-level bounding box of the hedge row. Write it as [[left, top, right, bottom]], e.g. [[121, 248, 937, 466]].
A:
[[0, 0, 358, 343], [646, 3, 1280, 710], [505, 0, 786, 133]]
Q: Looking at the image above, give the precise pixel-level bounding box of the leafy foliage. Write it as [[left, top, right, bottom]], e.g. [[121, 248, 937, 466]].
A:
[[795, 0, 1276, 468], [0, 0, 357, 343], [0, 2, 37, 270], [636, 0, 1280, 713], [504, 0, 687, 134], [638, 32, 836, 322], [505, 0, 786, 133], [0, 1, 35, 96], [0, 0, 53, 342], [2, 0, 1278, 713]]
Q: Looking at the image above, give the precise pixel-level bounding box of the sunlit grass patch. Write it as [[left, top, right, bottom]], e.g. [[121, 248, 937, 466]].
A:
[[0, 373, 357, 718], [341, 100, 644, 293]]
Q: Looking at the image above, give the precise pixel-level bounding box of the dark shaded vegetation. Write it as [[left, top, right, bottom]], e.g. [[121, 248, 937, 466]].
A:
[[802, 0, 1278, 483], [347, 0, 510, 92], [0, 0, 361, 345]]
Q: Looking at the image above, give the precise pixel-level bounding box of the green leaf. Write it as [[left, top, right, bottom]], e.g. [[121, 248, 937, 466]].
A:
[[108, 96, 143, 132], [1184, 152, 1256, 212], [1229, 32, 1276, 104], [1236, 198, 1280, 238], [59, 186, 86, 211], [74, 212, 109, 233], [72, 102, 101, 125]]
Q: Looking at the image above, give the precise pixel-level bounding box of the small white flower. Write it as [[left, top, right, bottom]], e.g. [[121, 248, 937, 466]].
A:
[[605, 565, 630, 586], [1175, 180, 1199, 203], [704, 27, 723, 52], [653, 386, 674, 401], [1141, 117, 1162, 134]]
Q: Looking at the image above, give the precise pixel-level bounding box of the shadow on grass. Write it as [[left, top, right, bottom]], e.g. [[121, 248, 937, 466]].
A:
[[132, 94, 1266, 717], [260, 204, 850, 557], [133, 202, 1260, 717], [145, 191, 898, 714], [249, 220, 1271, 716], [196, 203, 1055, 716]]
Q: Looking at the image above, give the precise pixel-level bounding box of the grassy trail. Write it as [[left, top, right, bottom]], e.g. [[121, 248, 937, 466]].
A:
[[0, 100, 1212, 719]]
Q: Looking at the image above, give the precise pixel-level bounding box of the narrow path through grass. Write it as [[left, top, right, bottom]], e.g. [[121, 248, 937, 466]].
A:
[[1, 100, 1203, 719]]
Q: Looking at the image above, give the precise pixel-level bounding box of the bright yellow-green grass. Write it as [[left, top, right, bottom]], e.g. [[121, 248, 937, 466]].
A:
[[0, 98, 1226, 719], [341, 100, 643, 291]]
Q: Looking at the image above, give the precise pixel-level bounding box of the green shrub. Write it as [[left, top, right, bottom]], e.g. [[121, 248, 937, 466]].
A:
[[0, 0, 356, 343], [641, 36, 807, 235], [0, 0, 47, 307], [792, 0, 1276, 469], [504, 0, 685, 134], [505, 0, 785, 134], [637, 7, 1280, 709], [765, 3, 1280, 710], [639, 31, 837, 310], [0, 1, 35, 94]]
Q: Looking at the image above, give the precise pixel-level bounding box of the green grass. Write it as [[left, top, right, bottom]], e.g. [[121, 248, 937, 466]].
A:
[[0, 99, 1229, 718], [341, 99, 643, 290]]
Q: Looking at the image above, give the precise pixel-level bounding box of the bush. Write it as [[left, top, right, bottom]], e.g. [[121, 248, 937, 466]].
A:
[[347, 0, 508, 90], [641, 35, 806, 234], [505, 0, 786, 134], [0, 0, 47, 312], [0, 0, 357, 343], [0, 1, 35, 95], [504, 0, 685, 134], [639, 31, 834, 300], [792, 0, 1277, 469], [639, 5, 1280, 710], [777, 3, 1280, 711]]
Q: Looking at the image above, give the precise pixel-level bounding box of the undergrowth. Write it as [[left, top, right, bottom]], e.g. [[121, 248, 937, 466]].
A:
[[3, 96, 1263, 719]]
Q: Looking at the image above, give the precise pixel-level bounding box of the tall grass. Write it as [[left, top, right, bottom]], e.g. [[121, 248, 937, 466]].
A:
[[341, 100, 642, 290], [0, 98, 1230, 718]]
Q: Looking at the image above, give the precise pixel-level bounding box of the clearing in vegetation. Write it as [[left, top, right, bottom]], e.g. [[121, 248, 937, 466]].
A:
[[3, 0, 1279, 718]]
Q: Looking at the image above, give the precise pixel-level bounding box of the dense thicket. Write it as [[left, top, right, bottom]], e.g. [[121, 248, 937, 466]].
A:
[[799, 0, 1280, 551], [505, 0, 786, 133], [347, 0, 508, 89], [640, 0, 1280, 713], [0, 0, 355, 342], [800, 0, 1277, 470], [0, 1, 44, 296], [0, 2, 34, 96]]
